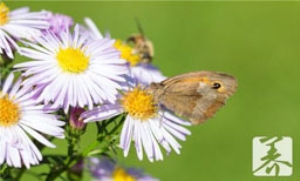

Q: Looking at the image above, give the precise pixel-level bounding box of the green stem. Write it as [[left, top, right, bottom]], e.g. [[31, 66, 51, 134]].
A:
[[0, 53, 14, 84], [0, 165, 13, 181], [45, 113, 82, 181], [83, 116, 125, 157], [45, 156, 80, 181], [108, 116, 124, 135], [45, 140, 81, 181]]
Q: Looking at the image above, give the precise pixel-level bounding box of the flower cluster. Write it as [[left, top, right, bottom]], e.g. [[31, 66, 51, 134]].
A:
[[0, 2, 192, 180], [88, 157, 158, 181]]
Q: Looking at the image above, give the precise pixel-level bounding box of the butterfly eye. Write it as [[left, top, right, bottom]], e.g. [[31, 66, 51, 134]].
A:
[[212, 82, 221, 89]]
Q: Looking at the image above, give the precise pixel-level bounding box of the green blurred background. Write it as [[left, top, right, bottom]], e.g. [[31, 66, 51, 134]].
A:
[[6, 1, 300, 181]]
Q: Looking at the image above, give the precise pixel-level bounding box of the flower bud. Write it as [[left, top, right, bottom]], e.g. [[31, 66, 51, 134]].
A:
[[69, 107, 86, 130]]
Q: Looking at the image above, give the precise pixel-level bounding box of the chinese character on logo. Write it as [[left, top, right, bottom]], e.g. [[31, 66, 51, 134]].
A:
[[252, 136, 292, 176]]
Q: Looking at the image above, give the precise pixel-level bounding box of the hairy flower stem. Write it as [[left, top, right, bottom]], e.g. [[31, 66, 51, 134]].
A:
[[45, 114, 83, 181]]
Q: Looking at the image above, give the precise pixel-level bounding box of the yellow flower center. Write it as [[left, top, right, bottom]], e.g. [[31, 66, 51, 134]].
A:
[[114, 40, 141, 66], [121, 87, 157, 121], [56, 47, 90, 73], [0, 2, 9, 26], [0, 94, 20, 127], [113, 168, 136, 181]]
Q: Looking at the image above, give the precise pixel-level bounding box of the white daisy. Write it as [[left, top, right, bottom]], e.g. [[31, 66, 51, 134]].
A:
[[0, 73, 65, 168], [0, 2, 49, 59], [82, 86, 191, 162], [14, 24, 128, 112]]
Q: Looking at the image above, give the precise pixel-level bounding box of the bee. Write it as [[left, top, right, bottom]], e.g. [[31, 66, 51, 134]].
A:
[[127, 20, 154, 64]]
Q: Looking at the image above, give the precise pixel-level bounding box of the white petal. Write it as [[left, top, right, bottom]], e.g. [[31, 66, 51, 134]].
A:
[[0, 140, 6, 164], [9, 76, 22, 98], [2, 73, 14, 94], [84, 17, 103, 39], [20, 124, 56, 148], [134, 120, 143, 160], [120, 116, 133, 157], [162, 111, 192, 126], [162, 129, 181, 154]]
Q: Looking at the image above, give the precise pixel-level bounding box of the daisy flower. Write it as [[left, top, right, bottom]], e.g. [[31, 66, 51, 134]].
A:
[[14, 24, 128, 112], [43, 11, 73, 36], [0, 73, 65, 168], [82, 85, 191, 162], [88, 157, 159, 181], [0, 2, 49, 59]]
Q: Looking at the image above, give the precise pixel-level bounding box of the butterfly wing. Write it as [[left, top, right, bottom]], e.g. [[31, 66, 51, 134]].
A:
[[151, 71, 236, 125]]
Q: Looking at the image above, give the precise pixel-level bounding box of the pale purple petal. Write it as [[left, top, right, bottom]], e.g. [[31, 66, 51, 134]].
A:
[[82, 104, 124, 122]]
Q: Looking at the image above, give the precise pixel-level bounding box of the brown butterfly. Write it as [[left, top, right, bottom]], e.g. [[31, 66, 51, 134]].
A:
[[148, 71, 237, 124]]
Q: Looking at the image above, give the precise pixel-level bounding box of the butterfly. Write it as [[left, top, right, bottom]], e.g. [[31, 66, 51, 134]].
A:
[[148, 71, 237, 124]]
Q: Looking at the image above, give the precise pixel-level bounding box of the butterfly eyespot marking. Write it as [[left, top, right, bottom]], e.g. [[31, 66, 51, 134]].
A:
[[212, 82, 221, 89]]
